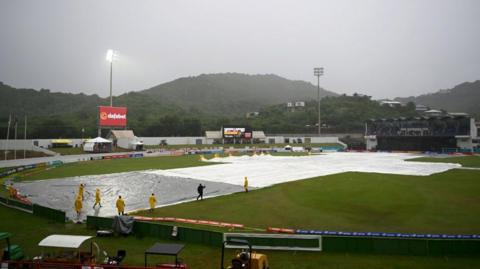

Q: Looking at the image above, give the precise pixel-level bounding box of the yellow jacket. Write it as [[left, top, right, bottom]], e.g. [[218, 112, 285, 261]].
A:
[[79, 185, 84, 198], [244, 177, 249, 189], [8, 185, 15, 197], [149, 195, 157, 208], [95, 190, 101, 203], [74, 198, 83, 212], [116, 198, 125, 211]]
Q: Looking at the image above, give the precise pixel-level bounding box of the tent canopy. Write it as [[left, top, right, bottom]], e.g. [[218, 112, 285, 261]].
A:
[[38, 235, 93, 249], [85, 137, 112, 143]]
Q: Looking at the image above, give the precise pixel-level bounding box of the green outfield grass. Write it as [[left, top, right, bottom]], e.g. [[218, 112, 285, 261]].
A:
[[2, 154, 480, 268], [19, 155, 213, 181], [1, 205, 478, 269], [50, 147, 133, 155], [138, 169, 480, 235], [408, 155, 480, 168], [0, 150, 48, 160]]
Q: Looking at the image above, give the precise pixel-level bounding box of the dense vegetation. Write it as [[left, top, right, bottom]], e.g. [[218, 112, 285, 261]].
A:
[[141, 73, 337, 115], [5, 73, 478, 139], [243, 94, 417, 133], [396, 80, 480, 118]]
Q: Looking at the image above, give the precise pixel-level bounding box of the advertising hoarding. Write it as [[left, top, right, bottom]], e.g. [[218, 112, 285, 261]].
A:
[[98, 106, 127, 127]]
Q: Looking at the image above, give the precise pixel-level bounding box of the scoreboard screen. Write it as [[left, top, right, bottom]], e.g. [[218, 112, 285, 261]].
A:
[[222, 126, 253, 139]]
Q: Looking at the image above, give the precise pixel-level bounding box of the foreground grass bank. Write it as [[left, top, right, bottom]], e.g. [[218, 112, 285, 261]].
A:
[[1, 205, 479, 269], [139, 169, 480, 235]]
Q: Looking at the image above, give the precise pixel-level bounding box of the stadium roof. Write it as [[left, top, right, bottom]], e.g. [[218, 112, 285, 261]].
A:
[[205, 131, 222, 139], [253, 131, 266, 139], [367, 114, 470, 122], [109, 130, 135, 139]]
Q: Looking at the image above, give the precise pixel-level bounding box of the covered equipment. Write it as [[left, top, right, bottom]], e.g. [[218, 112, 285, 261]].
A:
[[112, 215, 134, 235]]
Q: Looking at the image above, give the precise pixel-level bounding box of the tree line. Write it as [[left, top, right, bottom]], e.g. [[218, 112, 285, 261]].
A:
[[0, 94, 418, 139]]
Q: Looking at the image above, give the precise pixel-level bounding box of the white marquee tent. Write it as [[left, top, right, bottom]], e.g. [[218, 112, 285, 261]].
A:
[[83, 137, 112, 153]]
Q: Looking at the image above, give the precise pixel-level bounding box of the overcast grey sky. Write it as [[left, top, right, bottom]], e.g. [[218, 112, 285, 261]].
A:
[[0, 0, 479, 99]]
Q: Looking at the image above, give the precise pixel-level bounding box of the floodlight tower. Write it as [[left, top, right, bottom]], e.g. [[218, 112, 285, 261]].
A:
[[313, 67, 324, 135], [106, 49, 117, 107]]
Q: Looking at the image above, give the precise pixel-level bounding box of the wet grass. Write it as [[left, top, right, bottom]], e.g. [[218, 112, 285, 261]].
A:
[[408, 155, 480, 168], [1, 205, 479, 269], [0, 150, 48, 160], [19, 155, 213, 181], [50, 147, 133, 155], [2, 154, 480, 267], [139, 169, 480, 235]]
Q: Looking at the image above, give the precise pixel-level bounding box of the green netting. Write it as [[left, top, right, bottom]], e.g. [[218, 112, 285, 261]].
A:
[[32, 204, 65, 222]]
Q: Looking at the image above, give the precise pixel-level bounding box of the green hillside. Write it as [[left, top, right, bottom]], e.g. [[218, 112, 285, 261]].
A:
[[243, 94, 418, 133], [141, 73, 337, 115], [7, 74, 477, 138], [0, 74, 337, 138], [395, 80, 480, 118]]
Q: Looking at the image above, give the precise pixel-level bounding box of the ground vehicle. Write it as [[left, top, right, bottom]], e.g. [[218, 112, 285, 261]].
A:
[[33, 234, 125, 266], [33, 234, 100, 264], [102, 249, 126, 265], [221, 239, 269, 269], [1, 232, 24, 261]]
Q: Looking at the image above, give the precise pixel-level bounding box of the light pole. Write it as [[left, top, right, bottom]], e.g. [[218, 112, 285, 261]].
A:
[[106, 49, 117, 107], [313, 67, 324, 135]]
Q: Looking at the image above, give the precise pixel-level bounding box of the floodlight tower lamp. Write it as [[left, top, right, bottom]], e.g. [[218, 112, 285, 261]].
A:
[[313, 67, 324, 135], [106, 49, 118, 106], [106, 49, 114, 62]]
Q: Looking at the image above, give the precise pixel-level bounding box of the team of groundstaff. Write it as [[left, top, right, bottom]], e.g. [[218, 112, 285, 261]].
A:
[[73, 176, 250, 219]]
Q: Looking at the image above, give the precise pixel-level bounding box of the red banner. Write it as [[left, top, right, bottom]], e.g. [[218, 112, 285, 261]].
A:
[[98, 106, 127, 127]]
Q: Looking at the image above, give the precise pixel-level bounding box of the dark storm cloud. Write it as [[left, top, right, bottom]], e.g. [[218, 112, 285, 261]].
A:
[[0, 0, 479, 99]]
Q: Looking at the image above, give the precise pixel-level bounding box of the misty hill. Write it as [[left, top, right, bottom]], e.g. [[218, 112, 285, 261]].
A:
[[140, 73, 337, 115], [0, 82, 103, 117], [0, 82, 180, 138], [0, 74, 336, 138], [395, 80, 480, 118]]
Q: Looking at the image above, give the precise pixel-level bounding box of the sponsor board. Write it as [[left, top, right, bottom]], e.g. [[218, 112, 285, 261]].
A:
[[98, 106, 127, 127]]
